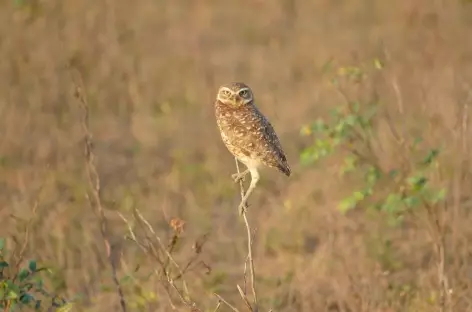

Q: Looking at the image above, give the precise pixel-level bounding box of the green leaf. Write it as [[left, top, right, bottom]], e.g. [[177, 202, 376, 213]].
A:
[[407, 174, 428, 191], [431, 188, 447, 204], [388, 214, 404, 227], [344, 114, 357, 127], [331, 136, 342, 146], [340, 155, 358, 174], [334, 121, 346, 136], [315, 139, 333, 155], [352, 101, 360, 113], [374, 58, 384, 70], [311, 119, 327, 132], [0, 261, 8, 269], [33, 276, 44, 289], [370, 203, 383, 211], [382, 194, 404, 212], [28, 260, 37, 272], [360, 106, 378, 128], [56, 303, 74, 312], [100, 284, 113, 292], [18, 269, 29, 282], [404, 196, 421, 208], [5, 281, 20, 294], [20, 293, 34, 304], [353, 191, 365, 201], [7, 290, 18, 300], [0, 238, 5, 251], [22, 282, 33, 292], [422, 148, 440, 166], [300, 147, 317, 165], [119, 275, 133, 284], [423, 188, 447, 204], [338, 197, 357, 213], [366, 166, 381, 185], [329, 107, 343, 118], [363, 187, 374, 197], [413, 137, 423, 147]]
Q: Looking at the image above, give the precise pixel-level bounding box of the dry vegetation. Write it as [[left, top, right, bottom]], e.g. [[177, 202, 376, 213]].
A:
[[1, 0, 472, 311]]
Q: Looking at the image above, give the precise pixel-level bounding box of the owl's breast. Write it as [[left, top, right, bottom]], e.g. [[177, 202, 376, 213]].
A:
[[214, 101, 256, 157], [215, 104, 249, 138]]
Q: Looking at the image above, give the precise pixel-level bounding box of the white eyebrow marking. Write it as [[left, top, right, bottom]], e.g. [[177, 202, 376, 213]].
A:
[[219, 87, 235, 94], [238, 88, 250, 93]]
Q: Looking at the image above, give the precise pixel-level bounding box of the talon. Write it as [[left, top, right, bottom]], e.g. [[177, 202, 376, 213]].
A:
[[231, 173, 245, 183], [238, 202, 248, 215]]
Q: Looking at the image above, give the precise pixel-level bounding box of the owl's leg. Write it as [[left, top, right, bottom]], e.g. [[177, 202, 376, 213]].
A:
[[231, 169, 249, 183], [238, 168, 260, 215]]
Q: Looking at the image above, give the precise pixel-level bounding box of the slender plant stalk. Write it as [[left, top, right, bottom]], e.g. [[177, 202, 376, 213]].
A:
[[234, 157, 259, 312], [72, 70, 127, 312]]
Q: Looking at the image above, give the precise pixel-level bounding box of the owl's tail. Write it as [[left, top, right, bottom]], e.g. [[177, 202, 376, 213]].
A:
[[277, 163, 291, 177]]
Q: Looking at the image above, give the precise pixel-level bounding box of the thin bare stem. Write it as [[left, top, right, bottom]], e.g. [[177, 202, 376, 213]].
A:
[[234, 157, 259, 312], [71, 70, 127, 312], [243, 254, 249, 295], [117, 209, 203, 311], [11, 185, 42, 284], [214, 293, 240, 312], [237, 284, 254, 311], [212, 300, 222, 312]]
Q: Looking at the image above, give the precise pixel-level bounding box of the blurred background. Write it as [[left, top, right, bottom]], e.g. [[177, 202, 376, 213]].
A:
[[1, 0, 472, 311]]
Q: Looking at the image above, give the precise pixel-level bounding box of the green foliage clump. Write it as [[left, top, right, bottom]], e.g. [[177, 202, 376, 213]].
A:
[[0, 238, 72, 312], [300, 60, 446, 226]]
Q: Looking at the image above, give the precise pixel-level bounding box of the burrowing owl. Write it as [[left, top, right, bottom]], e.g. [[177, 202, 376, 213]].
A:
[[214, 82, 291, 214]]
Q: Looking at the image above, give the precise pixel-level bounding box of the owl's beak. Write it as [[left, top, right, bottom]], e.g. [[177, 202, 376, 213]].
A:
[[232, 95, 241, 102]]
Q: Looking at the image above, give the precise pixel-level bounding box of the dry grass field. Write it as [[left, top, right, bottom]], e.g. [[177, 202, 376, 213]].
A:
[[1, 0, 472, 311]]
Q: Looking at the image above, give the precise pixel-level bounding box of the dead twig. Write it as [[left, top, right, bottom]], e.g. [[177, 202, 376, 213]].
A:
[[117, 208, 208, 312], [212, 300, 222, 312], [234, 157, 259, 312], [11, 185, 42, 284], [214, 293, 240, 312], [71, 70, 127, 312]]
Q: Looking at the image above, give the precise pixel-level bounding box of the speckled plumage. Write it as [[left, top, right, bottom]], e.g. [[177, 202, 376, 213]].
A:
[[214, 82, 290, 214], [215, 82, 290, 176]]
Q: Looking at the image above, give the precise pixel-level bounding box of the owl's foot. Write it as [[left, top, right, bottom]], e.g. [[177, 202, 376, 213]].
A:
[[231, 170, 249, 183], [238, 201, 248, 215]]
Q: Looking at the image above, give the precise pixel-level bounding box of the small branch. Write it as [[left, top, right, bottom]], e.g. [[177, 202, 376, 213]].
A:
[[423, 199, 451, 312], [214, 293, 240, 312], [71, 70, 127, 312], [118, 209, 205, 311], [234, 158, 259, 312], [133, 208, 192, 298], [212, 300, 222, 312], [237, 284, 254, 311], [381, 45, 404, 115], [11, 186, 42, 284]]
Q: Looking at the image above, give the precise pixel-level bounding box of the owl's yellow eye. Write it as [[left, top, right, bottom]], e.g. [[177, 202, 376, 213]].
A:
[[239, 89, 248, 97], [221, 90, 232, 97]]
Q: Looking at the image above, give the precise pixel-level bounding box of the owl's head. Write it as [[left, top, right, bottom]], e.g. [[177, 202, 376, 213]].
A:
[[216, 82, 254, 107]]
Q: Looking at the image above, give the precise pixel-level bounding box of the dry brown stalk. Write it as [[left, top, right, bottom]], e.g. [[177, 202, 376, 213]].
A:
[[117, 208, 208, 311], [71, 70, 127, 312], [234, 157, 259, 312]]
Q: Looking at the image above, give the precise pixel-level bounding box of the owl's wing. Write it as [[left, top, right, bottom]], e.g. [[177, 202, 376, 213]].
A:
[[237, 107, 290, 176], [216, 101, 291, 176], [259, 117, 291, 176]]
